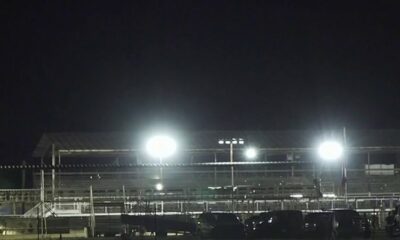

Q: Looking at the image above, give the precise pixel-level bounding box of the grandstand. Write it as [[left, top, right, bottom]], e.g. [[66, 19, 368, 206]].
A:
[[1, 129, 400, 237]]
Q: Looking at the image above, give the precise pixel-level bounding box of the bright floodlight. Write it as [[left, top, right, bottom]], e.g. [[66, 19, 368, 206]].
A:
[[155, 183, 164, 191], [146, 135, 177, 159], [322, 193, 337, 198], [318, 141, 343, 161], [290, 193, 303, 198], [245, 147, 258, 159]]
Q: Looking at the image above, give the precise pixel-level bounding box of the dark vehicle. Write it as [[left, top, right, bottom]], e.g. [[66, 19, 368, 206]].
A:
[[247, 210, 304, 238], [121, 214, 196, 237], [196, 212, 245, 239], [244, 212, 267, 237], [332, 209, 370, 239], [304, 212, 338, 240], [244, 213, 266, 236], [385, 206, 400, 237]]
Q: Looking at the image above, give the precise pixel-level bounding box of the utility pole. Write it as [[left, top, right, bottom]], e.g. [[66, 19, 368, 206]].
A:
[[343, 127, 348, 204], [40, 169, 45, 239], [89, 185, 95, 237], [51, 144, 55, 200]]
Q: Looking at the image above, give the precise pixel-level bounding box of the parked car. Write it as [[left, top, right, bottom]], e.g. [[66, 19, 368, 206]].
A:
[[196, 212, 245, 239], [304, 212, 338, 239], [247, 210, 304, 238], [245, 213, 263, 236], [385, 206, 400, 237], [121, 214, 196, 237], [332, 209, 370, 239]]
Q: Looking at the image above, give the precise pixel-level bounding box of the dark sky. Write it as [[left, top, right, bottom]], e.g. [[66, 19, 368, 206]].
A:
[[1, 0, 400, 161]]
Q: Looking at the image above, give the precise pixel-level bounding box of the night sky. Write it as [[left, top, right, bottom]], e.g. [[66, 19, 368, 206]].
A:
[[1, 1, 400, 162]]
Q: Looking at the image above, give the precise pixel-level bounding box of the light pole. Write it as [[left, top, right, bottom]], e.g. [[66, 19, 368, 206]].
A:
[[146, 135, 177, 190], [317, 140, 345, 200], [244, 147, 258, 160], [218, 138, 244, 187], [218, 138, 244, 212], [146, 135, 177, 215]]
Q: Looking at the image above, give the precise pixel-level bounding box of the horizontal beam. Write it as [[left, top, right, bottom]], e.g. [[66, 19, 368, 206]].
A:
[[57, 146, 400, 155], [0, 161, 309, 170]]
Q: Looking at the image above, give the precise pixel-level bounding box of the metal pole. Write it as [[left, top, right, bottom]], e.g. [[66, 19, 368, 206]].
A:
[[214, 152, 217, 186], [230, 143, 234, 212], [89, 185, 95, 237], [58, 151, 61, 189], [367, 152, 371, 196], [264, 152, 268, 177], [230, 143, 234, 187], [343, 127, 348, 204], [37, 207, 40, 240], [122, 185, 127, 213], [159, 158, 164, 215], [22, 160, 26, 189], [160, 158, 163, 181], [40, 169, 45, 239], [51, 144, 55, 200]]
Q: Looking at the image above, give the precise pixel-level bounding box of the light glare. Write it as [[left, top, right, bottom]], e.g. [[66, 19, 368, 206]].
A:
[[318, 141, 343, 161], [155, 183, 164, 191], [245, 147, 258, 159], [146, 135, 177, 159], [323, 193, 337, 198], [290, 194, 303, 198]]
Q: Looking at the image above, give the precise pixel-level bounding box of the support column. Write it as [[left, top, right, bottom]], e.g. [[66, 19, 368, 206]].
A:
[[230, 143, 235, 212], [89, 185, 95, 237], [51, 144, 55, 200], [21, 160, 26, 189], [122, 185, 127, 213], [343, 127, 348, 204], [40, 169, 45, 238], [214, 152, 217, 186], [58, 151, 61, 189]]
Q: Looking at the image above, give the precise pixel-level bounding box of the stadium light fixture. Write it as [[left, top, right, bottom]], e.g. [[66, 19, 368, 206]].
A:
[[218, 138, 244, 145], [217, 137, 245, 211], [244, 147, 258, 159], [155, 183, 164, 191], [318, 140, 344, 161], [290, 193, 303, 198], [146, 135, 177, 159], [322, 193, 337, 198]]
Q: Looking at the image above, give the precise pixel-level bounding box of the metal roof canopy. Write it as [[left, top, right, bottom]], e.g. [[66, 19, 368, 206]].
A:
[[33, 130, 400, 158]]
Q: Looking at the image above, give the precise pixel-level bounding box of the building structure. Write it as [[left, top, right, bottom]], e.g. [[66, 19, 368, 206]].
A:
[[1, 129, 400, 237]]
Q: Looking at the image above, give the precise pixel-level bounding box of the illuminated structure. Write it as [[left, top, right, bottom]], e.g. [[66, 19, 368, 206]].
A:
[[1, 130, 400, 236], [27, 130, 400, 206]]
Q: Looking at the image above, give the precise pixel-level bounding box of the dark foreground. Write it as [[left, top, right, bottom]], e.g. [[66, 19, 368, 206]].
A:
[[82, 233, 392, 240]]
